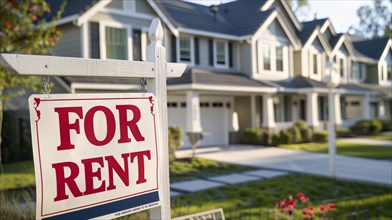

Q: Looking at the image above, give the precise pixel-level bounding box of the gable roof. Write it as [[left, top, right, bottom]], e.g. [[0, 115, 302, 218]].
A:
[[299, 18, 327, 44], [353, 37, 390, 60], [46, 0, 97, 23]]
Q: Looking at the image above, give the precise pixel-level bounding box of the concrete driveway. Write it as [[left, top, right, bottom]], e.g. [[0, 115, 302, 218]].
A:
[[183, 145, 392, 186]]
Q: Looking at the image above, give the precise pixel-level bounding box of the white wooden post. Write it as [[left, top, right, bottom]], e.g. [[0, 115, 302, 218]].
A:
[[306, 92, 319, 129], [0, 18, 185, 220], [146, 19, 171, 220]]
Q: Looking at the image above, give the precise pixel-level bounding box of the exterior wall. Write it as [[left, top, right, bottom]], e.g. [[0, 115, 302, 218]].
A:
[[234, 96, 251, 132], [136, 0, 156, 15], [239, 43, 252, 76], [90, 12, 152, 29], [293, 50, 302, 76], [107, 0, 122, 9], [52, 23, 81, 57], [379, 49, 392, 87]]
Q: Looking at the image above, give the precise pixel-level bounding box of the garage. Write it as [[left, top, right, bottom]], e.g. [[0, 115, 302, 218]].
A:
[[168, 96, 232, 148]]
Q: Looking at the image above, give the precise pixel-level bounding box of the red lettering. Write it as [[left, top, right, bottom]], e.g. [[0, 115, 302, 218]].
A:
[[55, 107, 83, 150], [52, 162, 83, 201], [82, 157, 106, 195], [116, 105, 145, 143], [105, 154, 130, 190], [84, 106, 115, 146], [130, 150, 151, 184]]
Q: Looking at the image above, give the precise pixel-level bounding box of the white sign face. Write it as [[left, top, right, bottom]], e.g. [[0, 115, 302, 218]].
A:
[[28, 93, 160, 220]]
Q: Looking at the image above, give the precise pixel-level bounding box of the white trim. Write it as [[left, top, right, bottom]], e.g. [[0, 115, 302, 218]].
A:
[[330, 35, 345, 57], [168, 84, 278, 93], [81, 22, 89, 58], [55, 14, 78, 26], [75, 0, 111, 26], [146, 0, 179, 37], [261, 0, 274, 11], [71, 83, 140, 93], [320, 19, 337, 35], [330, 34, 356, 58], [177, 35, 195, 66], [380, 39, 392, 61], [280, 0, 303, 30], [99, 20, 133, 60], [213, 40, 229, 68]]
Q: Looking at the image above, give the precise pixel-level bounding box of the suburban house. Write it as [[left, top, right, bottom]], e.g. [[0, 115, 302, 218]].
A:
[[4, 0, 392, 148]]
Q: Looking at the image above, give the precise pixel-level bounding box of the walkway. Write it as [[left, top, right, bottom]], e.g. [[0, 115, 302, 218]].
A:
[[192, 145, 392, 186]]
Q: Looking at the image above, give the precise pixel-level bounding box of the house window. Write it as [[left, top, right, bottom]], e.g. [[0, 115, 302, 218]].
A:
[[263, 44, 271, 70], [105, 26, 128, 60], [387, 65, 391, 80], [351, 61, 359, 80], [276, 46, 283, 71], [339, 58, 344, 77], [179, 36, 192, 62], [312, 54, 318, 74], [215, 40, 228, 67]]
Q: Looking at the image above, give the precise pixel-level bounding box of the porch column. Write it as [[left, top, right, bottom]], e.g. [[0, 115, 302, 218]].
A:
[[250, 95, 256, 128], [363, 94, 371, 120], [306, 92, 319, 128], [379, 99, 386, 120], [262, 94, 275, 131], [186, 91, 202, 132], [334, 93, 342, 126]]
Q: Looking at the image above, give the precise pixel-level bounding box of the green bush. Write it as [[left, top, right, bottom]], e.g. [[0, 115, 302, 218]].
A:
[[336, 128, 352, 138], [313, 131, 328, 142], [381, 119, 392, 131], [243, 128, 268, 145], [288, 126, 302, 143], [279, 130, 291, 144], [369, 119, 383, 134], [168, 125, 182, 163], [351, 120, 370, 135], [271, 133, 281, 146]]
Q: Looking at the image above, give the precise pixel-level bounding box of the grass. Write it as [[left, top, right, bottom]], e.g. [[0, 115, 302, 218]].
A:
[[278, 141, 392, 159], [170, 157, 255, 182], [0, 161, 35, 191], [368, 135, 392, 141], [170, 174, 392, 219]]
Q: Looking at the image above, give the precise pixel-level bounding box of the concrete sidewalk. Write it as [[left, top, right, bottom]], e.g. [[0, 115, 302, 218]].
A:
[[180, 145, 392, 186]]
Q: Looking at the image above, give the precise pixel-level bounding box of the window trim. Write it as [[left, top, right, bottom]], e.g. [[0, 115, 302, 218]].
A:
[[310, 50, 321, 75], [99, 21, 132, 60], [213, 40, 229, 68], [275, 46, 284, 72], [177, 35, 194, 66]]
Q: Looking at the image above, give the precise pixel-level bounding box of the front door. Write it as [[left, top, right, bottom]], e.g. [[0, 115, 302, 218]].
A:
[[299, 99, 306, 120]]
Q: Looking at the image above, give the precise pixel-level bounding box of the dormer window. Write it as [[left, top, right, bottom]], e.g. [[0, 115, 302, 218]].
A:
[[263, 44, 271, 70], [312, 54, 318, 74], [276, 46, 283, 71], [388, 65, 391, 81], [339, 58, 344, 77]]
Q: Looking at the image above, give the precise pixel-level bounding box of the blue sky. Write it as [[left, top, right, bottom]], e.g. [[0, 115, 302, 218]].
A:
[[185, 0, 380, 33]]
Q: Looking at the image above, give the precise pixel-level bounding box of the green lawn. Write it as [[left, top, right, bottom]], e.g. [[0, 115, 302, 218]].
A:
[[0, 161, 35, 190], [279, 141, 392, 159], [368, 135, 392, 141]]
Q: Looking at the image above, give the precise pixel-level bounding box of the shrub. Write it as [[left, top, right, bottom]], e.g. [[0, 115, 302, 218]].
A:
[[294, 120, 308, 130], [271, 133, 281, 146], [350, 120, 370, 135], [336, 128, 352, 138], [243, 128, 268, 145], [294, 120, 313, 142], [313, 131, 328, 142], [288, 126, 302, 143], [280, 130, 291, 144], [381, 119, 392, 131], [369, 119, 383, 135], [168, 125, 182, 163]]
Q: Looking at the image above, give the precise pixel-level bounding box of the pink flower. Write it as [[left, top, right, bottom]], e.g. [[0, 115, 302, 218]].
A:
[[327, 203, 336, 211], [319, 205, 328, 214]]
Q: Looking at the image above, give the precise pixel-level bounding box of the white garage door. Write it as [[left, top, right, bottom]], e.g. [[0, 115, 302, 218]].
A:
[[168, 96, 232, 148]]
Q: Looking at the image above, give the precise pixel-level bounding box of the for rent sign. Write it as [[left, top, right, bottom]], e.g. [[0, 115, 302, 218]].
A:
[[28, 93, 160, 220]]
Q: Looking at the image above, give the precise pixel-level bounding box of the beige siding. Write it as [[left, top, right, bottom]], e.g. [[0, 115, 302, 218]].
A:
[[53, 24, 81, 57], [293, 51, 302, 76], [239, 43, 252, 76], [136, 0, 156, 15]]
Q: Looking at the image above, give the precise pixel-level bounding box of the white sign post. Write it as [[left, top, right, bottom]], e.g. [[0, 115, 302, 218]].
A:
[[0, 19, 185, 220]]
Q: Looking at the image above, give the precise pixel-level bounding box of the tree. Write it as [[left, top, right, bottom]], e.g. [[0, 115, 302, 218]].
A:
[[0, 0, 63, 172], [286, 0, 309, 20], [350, 0, 392, 38]]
